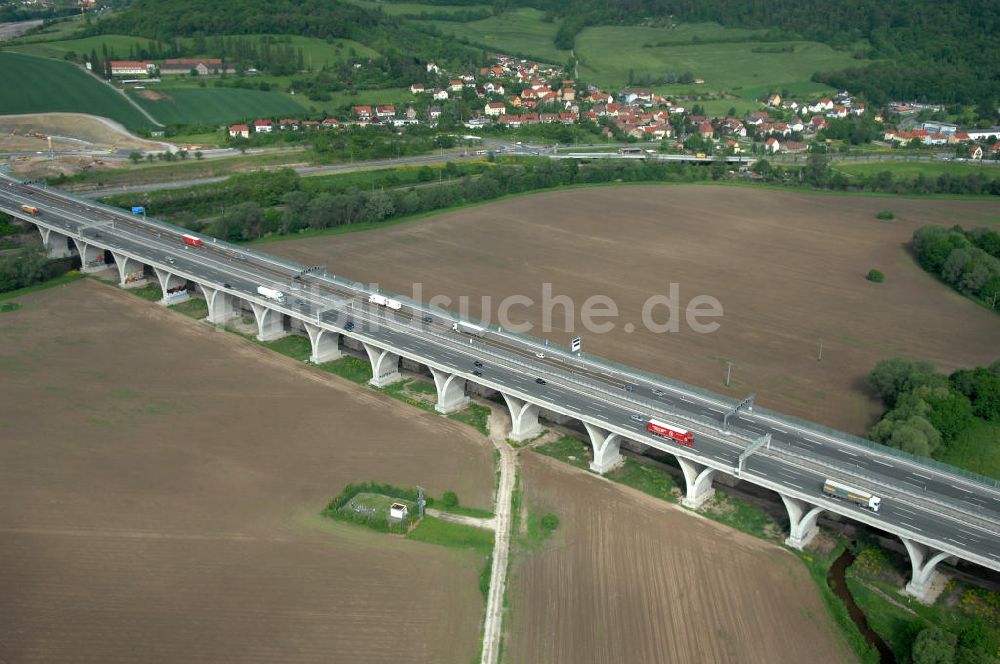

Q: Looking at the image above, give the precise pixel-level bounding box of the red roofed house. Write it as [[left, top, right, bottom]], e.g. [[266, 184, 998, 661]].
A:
[[485, 102, 505, 116], [449, 79, 463, 92], [765, 136, 781, 153], [321, 118, 340, 128], [253, 119, 273, 133], [410, 83, 425, 94], [969, 144, 984, 160], [353, 106, 372, 119], [109, 60, 155, 77], [228, 124, 250, 139], [698, 120, 713, 139], [375, 105, 396, 118]]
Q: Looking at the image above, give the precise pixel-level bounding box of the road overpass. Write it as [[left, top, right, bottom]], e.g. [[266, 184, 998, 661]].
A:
[[2, 172, 998, 600]]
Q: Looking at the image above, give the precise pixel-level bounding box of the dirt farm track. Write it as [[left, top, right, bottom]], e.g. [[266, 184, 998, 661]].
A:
[[267, 185, 1000, 434], [0, 281, 495, 663]]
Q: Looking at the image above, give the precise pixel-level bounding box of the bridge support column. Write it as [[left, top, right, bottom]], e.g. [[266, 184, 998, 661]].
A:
[[152, 267, 187, 305], [250, 302, 286, 342], [500, 393, 541, 442], [583, 422, 623, 474], [901, 538, 950, 602], [677, 457, 716, 509], [780, 495, 823, 549], [430, 367, 469, 414], [363, 342, 401, 387], [304, 323, 341, 364], [200, 285, 235, 324], [37, 226, 74, 258], [111, 251, 146, 288], [72, 238, 106, 273]]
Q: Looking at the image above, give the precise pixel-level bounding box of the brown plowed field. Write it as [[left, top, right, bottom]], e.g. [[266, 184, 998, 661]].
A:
[[265, 185, 1000, 433], [506, 453, 857, 664], [0, 280, 494, 663]]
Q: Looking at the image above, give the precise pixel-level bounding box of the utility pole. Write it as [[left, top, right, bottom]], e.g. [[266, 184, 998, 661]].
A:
[[817, 339, 824, 362], [725, 361, 734, 387]]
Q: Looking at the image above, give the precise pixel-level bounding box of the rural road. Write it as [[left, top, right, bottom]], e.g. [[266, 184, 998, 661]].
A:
[[426, 508, 495, 531], [481, 406, 517, 664], [75, 149, 478, 198]]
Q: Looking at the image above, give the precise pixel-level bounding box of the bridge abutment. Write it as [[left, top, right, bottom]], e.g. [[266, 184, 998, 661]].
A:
[[250, 302, 287, 341], [780, 494, 823, 549], [363, 342, 401, 387], [304, 323, 342, 364], [37, 226, 74, 258], [72, 238, 106, 273], [583, 422, 623, 474], [901, 538, 950, 602], [111, 252, 147, 288], [430, 367, 469, 414], [677, 457, 717, 509], [199, 285, 236, 324], [500, 393, 541, 442], [152, 267, 188, 305]]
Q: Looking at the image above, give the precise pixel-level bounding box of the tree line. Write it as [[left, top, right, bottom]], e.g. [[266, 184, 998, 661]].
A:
[[867, 357, 1000, 464], [912, 225, 1000, 310]]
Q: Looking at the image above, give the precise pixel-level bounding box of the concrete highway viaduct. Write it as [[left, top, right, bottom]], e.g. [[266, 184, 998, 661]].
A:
[[3, 174, 999, 603]]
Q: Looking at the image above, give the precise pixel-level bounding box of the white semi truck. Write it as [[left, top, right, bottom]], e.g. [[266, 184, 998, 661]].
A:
[[822, 478, 881, 512], [257, 285, 286, 305]]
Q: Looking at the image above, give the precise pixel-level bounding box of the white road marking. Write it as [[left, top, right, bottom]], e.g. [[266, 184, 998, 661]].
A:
[[841, 450, 858, 457], [786, 482, 804, 489], [894, 506, 917, 515], [951, 485, 973, 494], [899, 521, 923, 532], [872, 459, 894, 468], [913, 472, 934, 480]]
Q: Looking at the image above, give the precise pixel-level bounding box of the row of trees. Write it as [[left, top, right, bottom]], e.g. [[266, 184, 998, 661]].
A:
[[866, 357, 1000, 458], [913, 225, 1000, 309], [0, 246, 72, 295]]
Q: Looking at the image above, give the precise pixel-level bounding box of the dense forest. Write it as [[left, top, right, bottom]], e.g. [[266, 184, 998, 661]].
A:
[[912, 224, 1000, 310]]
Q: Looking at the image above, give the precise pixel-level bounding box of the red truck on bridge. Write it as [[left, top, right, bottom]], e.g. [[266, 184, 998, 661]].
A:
[[647, 418, 694, 446]]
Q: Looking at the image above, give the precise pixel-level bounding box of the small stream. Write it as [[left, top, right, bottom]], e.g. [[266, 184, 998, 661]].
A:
[[827, 547, 896, 663]]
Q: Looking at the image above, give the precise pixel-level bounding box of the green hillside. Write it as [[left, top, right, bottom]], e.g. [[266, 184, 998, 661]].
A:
[[127, 85, 307, 125], [0, 52, 153, 130]]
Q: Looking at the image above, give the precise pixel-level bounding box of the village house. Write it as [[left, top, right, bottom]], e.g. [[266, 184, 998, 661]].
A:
[[449, 79, 463, 92], [321, 118, 340, 128], [253, 119, 273, 133], [279, 118, 299, 130], [969, 144, 984, 160], [765, 136, 781, 153], [432, 89, 449, 101], [428, 106, 443, 120], [353, 106, 372, 119], [228, 124, 250, 139], [375, 105, 396, 118], [160, 58, 233, 76], [484, 102, 505, 116], [698, 120, 714, 139], [410, 83, 425, 94], [109, 60, 155, 77]]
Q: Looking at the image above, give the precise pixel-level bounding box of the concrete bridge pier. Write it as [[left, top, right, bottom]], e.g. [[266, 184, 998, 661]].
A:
[[72, 238, 106, 272], [677, 457, 717, 509], [37, 226, 74, 258], [430, 367, 469, 414], [304, 323, 341, 364], [110, 251, 147, 288], [583, 422, 623, 474], [200, 285, 236, 324], [901, 538, 950, 602], [363, 342, 401, 387], [250, 302, 287, 342], [500, 393, 541, 442], [780, 494, 823, 549], [152, 267, 187, 305]]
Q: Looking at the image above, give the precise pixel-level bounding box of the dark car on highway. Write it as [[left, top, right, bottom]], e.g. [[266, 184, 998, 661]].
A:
[[535, 378, 546, 385]]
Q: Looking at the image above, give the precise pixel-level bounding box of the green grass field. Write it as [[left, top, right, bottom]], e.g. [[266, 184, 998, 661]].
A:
[[936, 420, 1000, 480], [415, 8, 569, 63], [833, 161, 1000, 180], [575, 27, 856, 97], [5, 34, 169, 61], [353, 0, 490, 16], [126, 84, 307, 125], [184, 34, 379, 68], [0, 52, 154, 129]]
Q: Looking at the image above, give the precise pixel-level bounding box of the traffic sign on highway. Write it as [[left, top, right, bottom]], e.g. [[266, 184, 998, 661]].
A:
[[571, 336, 582, 353], [131, 206, 145, 215]]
